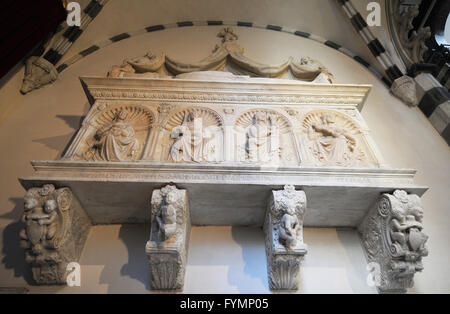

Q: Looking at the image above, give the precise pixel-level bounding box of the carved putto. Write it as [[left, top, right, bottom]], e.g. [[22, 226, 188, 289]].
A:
[[167, 108, 223, 163], [82, 106, 153, 161], [264, 185, 308, 290], [270, 185, 306, 250], [147, 185, 190, 291], [235, 110, 297, 165], [301, 110, 369, 167], [20, 185, 74, 284], [359, 190, 428, 293], [150, 185, 185, 242]]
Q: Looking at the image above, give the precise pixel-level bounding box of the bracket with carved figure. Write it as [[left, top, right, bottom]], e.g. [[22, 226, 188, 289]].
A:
[[358, 190, 428, 294], [20, 184, 91, 285], [264, 185, 308, 290], [145, 184, 191, 291]]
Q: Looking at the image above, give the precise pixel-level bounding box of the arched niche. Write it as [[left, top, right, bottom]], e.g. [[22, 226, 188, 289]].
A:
[[233, 109, 299, 165], [153, 106, 224, 163], [298, 109, 379, 167], [74, 104, 154, 162]]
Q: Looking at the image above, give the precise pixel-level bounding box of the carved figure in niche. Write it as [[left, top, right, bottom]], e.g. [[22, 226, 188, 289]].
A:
[[269, 185, 306, 251], [278, 198, 301, 250], [150, 185, 185, 243], [236, 110, 296, 164], [169, 109, 222, 163], [247, 112, 269, 162], [155, 190, 178, 241], [306, 112, 362, 166], [94, 110, 139, 161], [170, 112, 195, 162]]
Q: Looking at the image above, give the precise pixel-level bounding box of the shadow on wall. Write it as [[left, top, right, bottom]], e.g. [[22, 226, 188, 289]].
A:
[[335, 228, 374, 293], [32, 113, 86, 159], [229, 227, 269, 293], [299, 228, 375, 293], [0, 198, 34, 285], [95, 224, 150, 292]]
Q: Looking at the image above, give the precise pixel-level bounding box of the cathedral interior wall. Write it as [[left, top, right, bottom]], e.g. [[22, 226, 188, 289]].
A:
[[0, 5, 449, 293]]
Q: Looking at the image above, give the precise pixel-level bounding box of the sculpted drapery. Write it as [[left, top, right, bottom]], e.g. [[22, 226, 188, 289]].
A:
[[95, 110, 139, 161]]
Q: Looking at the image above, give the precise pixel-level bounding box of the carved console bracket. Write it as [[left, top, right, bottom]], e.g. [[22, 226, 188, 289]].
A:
[[145, 184, 191, 291], [264, 185, 307, 290], [358, 190, 428, 294], [20, 184, 91, 285]]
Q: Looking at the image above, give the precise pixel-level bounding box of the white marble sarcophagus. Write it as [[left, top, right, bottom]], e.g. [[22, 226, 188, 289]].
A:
[[18, 29, 428, 293]]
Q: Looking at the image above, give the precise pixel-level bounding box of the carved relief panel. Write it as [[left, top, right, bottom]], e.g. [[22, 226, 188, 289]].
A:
[[63, 75, 384, 169], [298, 110, 378, 167], [155, 107, 224, 163], [234, 109, 299, 165], [72, 105, 154, 161]]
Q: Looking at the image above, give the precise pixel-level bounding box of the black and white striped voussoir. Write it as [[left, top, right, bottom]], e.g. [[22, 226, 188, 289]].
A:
[[336, 0, 404, 84], [84, 0, 104, 19], [419, 87, 450, 117], [41, 0, 109, 69], [55, 19, 386, 86]]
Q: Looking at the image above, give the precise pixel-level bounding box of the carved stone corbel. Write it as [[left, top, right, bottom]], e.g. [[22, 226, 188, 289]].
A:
[[145, 185, 190, 291], [390, 75, 418, 106], [358, 190, 428, 294], [20, 184, 91, 285], [264, 185, 308, 290], [20, 57, 58, 94]]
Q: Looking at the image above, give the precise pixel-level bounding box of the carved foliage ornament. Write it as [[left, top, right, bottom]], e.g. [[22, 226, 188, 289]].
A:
[[359, 190, 428, 293]]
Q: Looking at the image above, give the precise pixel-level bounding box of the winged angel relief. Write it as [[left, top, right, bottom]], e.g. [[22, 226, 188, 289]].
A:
[[107, 28, 335, 82]]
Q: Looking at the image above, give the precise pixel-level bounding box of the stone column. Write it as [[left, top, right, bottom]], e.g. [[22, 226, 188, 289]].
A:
[[264, 185, 308, 291], [145, 184, 191, 291], [20, 184, 91, 285], [358, 190, 428, 294]]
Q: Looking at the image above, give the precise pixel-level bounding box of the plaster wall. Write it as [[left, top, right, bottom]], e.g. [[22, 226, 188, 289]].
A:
[[0, 7, 449, 293]]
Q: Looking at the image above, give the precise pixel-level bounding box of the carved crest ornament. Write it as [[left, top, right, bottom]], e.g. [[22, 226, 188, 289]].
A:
[[18, 28, 428, 293], [108, 27, 335, 83]]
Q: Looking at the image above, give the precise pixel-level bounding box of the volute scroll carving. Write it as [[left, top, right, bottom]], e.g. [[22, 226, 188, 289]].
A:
[[359, 190, 428, 293]]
